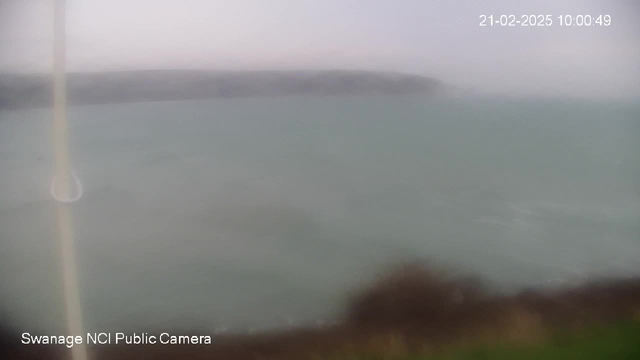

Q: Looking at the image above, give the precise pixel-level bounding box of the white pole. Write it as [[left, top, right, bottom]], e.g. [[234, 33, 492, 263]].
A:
[[52, 1, 88, 359]]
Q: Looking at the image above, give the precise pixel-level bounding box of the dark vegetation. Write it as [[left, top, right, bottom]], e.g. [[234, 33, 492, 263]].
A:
[[0, 70, 444, 110], [2, 262, 640, 359]]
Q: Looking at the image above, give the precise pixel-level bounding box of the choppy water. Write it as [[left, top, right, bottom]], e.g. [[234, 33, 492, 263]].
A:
[[1, 95, 639, 333]]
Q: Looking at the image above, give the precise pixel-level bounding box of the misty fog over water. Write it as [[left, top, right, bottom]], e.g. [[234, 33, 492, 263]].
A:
[[1, 0, 639, 336], [1, 95, 639, 332]]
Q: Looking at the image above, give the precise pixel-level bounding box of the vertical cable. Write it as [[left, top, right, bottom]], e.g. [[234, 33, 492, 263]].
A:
[[52, 1, 88, 359]]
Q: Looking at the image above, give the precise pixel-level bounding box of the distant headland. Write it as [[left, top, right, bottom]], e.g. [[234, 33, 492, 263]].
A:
[[0, 70, 444, 110]]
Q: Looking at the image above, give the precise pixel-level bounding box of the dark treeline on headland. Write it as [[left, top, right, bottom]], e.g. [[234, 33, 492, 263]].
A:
[[2, 261, 640, 359], [0, 70, 445, 110]]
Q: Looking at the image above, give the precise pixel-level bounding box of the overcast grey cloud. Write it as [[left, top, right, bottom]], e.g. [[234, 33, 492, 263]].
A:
[[1, 0, 638, 98]]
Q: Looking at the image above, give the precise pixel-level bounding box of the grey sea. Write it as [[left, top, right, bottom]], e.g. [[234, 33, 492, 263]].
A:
[[1, 95, 639, 333]]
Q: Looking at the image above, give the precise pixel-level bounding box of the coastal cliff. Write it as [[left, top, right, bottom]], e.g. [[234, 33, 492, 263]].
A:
[[0, 70, 444, 110]]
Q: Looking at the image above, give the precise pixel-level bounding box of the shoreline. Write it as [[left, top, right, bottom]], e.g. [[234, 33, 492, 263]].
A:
[[3, 262, 640, 359]]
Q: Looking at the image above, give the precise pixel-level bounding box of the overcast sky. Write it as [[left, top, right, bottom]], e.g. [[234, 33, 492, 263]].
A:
[[1, 0, 639, 98]]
